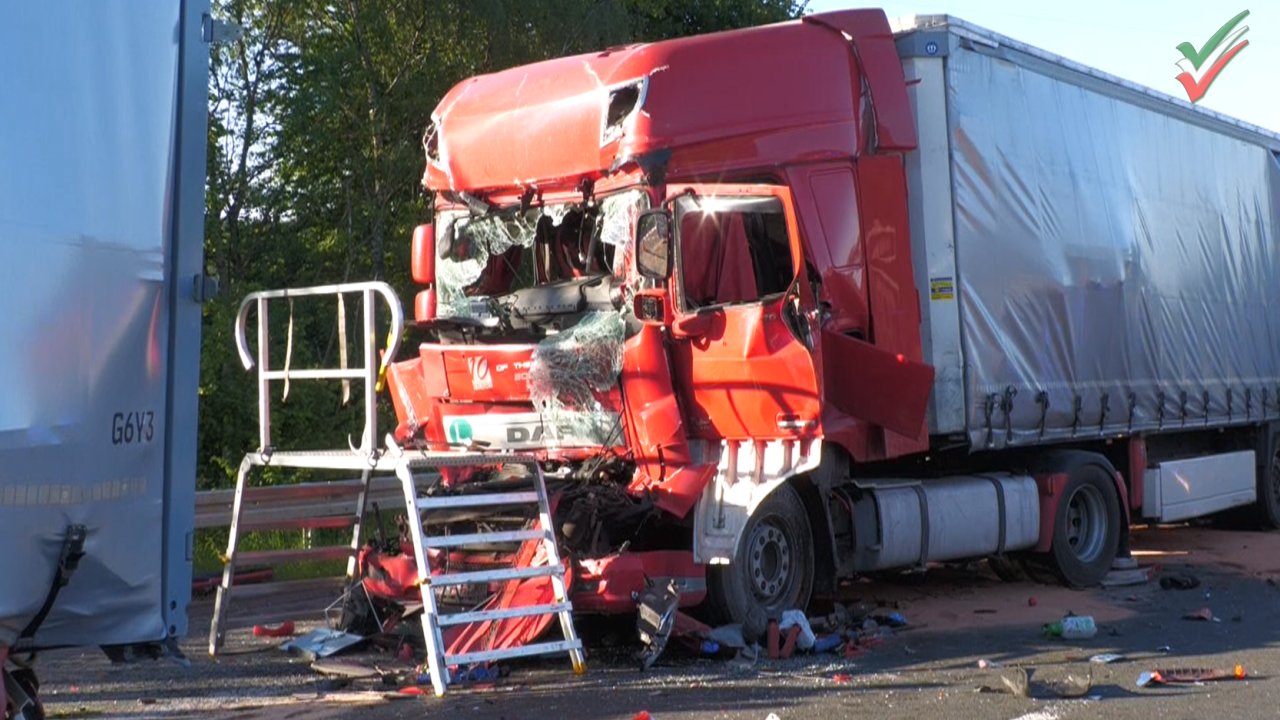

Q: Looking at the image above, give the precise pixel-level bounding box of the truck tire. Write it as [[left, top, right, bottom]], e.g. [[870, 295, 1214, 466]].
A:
[[1046, 464, 1121, 587], [1253, 443, 1280, 529], [706, 484, 814, 625]]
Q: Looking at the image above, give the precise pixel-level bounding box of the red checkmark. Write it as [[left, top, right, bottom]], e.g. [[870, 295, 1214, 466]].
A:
[[1176, 39, 1249, 103]]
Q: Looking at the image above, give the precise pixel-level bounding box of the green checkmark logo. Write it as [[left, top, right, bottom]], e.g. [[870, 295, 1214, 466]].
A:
[[1176, 9, 1249, 70]]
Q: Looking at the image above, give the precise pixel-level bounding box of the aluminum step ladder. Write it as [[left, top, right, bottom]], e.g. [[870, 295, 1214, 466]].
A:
[[209, 282, 404, 655], [389, 444, 586, 696]]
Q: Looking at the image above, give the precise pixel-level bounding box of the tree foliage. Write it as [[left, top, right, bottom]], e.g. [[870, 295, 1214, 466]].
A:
[[199, 0, 806, 487]]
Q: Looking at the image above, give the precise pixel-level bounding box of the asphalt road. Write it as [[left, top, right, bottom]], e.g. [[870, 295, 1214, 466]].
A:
[[32, 524, 1280, 719]]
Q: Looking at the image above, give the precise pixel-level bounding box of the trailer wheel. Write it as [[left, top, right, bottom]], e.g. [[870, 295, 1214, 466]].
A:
[[707, 484, 814, 625], [1048, 465, 1121, 587], [1255, 446, 1280, 529]]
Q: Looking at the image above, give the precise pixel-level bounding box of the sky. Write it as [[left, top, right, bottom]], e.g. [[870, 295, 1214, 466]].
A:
[[806, 0, 1280, 132]]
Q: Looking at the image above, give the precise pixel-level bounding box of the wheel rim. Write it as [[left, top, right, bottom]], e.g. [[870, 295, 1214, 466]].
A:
[[1063, 484, 1107, 563], [1270, 451, 1280, 507], [745, 517, 793, 605]]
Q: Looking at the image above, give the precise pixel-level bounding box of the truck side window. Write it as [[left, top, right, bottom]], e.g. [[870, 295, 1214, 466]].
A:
[[676, 196, 794, 310]]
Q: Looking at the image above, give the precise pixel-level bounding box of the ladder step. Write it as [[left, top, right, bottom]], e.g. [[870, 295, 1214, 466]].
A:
[[237, 515, 358, 533], [233, 546, 354, 566], [416, 491, 539, 510], [437, 602, 572, 627], [429, 565, 561, 587], [223, 576, 347, 600], [423, 528, 547, 548], [447, 639, 582, 667]]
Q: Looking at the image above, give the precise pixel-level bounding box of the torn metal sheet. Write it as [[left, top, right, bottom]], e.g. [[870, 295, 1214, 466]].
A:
[[281, 629, 366, 661]]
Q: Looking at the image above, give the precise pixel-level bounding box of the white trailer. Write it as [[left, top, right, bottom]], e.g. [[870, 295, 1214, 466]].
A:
[[1, 3, 213, 716]]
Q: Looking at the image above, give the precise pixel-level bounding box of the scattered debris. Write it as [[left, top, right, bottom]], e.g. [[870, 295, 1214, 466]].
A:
[[998, 667, 1030, 697], [778, 610, 816, 651], [1042, 667, 1092, 698], [310, 659, 388, 681], [977, 658, 1003, 669], [1101, 566, 1152, 587], [1137, 665, 1246, 687], [252, 621, 296, 638], [707, 623, 747, 650], [1088, 653, 1125, 664], [813, 634, 843, 654], [636, 580, 681, 670], [872, 612, 908, 628], [282, 629, 366, 661], [1156, 645, 1173, 654], [831, 673, 853, 683], [1182, 607, 1219, 622], [1160, 573, 1201, 590], [1042, 616, 1096, 639], [981, 666, 1092, 699]]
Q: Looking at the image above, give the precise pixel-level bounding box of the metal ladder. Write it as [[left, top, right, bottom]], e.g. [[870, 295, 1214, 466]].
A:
[[389, 443, 586, 696], [209, 281, 404, 655]]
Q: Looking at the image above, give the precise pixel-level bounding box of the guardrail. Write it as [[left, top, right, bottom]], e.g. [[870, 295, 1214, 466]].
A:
[[195, 475, 430, 530]]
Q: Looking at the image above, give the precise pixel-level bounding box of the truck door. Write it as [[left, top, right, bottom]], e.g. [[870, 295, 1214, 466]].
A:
[[666, 185, 822, 441]]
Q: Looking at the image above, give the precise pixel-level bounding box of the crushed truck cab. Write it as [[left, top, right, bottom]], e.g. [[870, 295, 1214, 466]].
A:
[[380, 9, 1280, 624]]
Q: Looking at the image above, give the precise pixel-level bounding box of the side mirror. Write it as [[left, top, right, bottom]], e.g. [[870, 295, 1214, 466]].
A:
[[636, 209, 672, 280], [411, 223, 435, 285]]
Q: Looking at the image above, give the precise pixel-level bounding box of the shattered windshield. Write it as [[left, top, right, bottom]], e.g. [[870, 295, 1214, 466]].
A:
[[435, 190, 648, 323]]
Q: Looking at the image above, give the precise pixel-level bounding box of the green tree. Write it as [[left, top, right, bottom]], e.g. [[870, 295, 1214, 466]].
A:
[[199, 0, 806, 487]]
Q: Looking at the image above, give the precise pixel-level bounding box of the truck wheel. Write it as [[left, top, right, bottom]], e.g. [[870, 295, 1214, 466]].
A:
[[1254, 446, 1280, 529], [707, 484, 814, 625], [1048, 465, 1121, 587]]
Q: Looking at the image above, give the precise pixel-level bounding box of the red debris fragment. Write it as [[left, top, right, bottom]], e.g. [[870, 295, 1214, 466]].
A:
[[252, 621, 295, 638]]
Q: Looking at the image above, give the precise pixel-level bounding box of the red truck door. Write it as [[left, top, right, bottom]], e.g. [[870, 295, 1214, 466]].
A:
[[665, 184, 822, 441]]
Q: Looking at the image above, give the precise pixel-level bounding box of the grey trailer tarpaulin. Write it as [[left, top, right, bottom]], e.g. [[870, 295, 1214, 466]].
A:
[[896, 16, 1280, 449], [0, 2, 208, 650]]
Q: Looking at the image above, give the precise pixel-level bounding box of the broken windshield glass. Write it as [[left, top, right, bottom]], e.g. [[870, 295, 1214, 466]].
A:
[[433, 190, 649, 324]]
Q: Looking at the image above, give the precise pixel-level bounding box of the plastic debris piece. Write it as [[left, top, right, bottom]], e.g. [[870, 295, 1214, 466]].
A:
[[998, 668, 1030, 697], [778, 609, 817, 651], [253, 621, 295, 638], [398, 686, 426, 696], [872, 612, 908, 628], [1156, 645, 1173, 654], [1160, 573, 1201, 590], [1182, 607, 1219, 622], [1043, 666, 1093, 698], [831, 673, 853, 683], [977, 658, 1003, 669], [636, 579, 681, 670], [1042, 615, 1097, 639], [813, 634, 844, 654], [281, 629, 366, 661], [1089, 653, 1125, 664], [632, 712, 652, 720], [765, 713, 781, 720], [708, 623, 748, 650], [1138, 665, 1246, 686]]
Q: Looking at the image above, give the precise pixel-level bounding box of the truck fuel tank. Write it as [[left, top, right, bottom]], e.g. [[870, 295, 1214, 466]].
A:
[[839, 474, 1040, 572]]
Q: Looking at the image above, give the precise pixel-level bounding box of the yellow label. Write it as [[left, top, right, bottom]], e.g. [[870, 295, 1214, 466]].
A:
[[930, 276, 955, 301]]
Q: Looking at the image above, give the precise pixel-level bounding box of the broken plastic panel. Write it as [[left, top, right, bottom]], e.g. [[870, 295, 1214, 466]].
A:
[[529, 311, 626, 445]]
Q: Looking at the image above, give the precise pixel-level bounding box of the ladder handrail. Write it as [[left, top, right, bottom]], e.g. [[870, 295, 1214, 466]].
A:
[[233, 281, 404, 457], [234, 281, 404, 371]]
